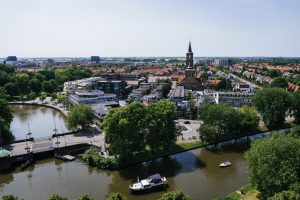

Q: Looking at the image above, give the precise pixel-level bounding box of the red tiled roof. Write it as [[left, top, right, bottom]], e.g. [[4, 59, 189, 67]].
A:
[[206, 79, 221, 86], [288, 82, 300, 91], [177, 76, 185, 83]]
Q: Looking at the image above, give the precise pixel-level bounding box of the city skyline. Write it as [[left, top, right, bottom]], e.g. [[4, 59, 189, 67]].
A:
[[1, 0, 300, 57]]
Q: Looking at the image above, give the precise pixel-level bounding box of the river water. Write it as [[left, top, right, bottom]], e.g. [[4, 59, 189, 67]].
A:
[[2, 105, 248, 200], [0, 146, 247, 200], [10, 105, 69, 140]]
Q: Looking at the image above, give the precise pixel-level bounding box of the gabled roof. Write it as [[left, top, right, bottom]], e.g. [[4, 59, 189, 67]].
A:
[[288, 82, 300, 91]]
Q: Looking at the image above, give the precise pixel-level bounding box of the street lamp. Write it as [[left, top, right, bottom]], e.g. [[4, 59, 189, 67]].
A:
[[60, 121, 66, 147], [25, 122, 32, 151], [53, 119, 60, 146]]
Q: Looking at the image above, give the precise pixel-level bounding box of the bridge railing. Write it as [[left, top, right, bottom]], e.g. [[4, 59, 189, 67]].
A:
[[34, 136, 52, 142]]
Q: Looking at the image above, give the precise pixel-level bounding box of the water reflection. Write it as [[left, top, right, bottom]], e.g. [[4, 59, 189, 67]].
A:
[[0, 146, 248, 200], [10, 105, 69, 140]]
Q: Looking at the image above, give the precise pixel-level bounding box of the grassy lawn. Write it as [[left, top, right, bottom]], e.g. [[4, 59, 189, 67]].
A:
[[215, 184, 259, 200], [241, 190, 259, 200], [176, 140, 208, 150]]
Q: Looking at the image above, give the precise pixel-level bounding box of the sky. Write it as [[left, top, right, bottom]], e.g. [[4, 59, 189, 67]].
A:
[[0, 0, 300, 57]]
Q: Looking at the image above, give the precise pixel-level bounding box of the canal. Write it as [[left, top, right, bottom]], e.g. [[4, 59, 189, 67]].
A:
[[0, 145, 248, 200], [2, 104, 248, 199], [10, 104, 69, 140]]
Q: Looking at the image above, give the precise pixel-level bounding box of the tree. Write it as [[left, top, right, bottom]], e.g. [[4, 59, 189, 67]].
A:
[[268, 190, 300, 200], [14, 73, 29, 94], [146, 100, 177, 151], [29, 78, 42, 94], [43, 80, 56, 94], [245, 133, 300, 199], [270, 77, 288, 88], [198, 104, 259, 143], [102, 103, 147, 160], [76, 194, 94, 200], [51, 93, 58, 101], [199, 104, 241, 141], [1, 194, 19, 200], [292, 91, 300, 124], [0, 70, 8, 86], [266, 69, 280, 78], [162, 82, 172, 98], [39, 70, 55, 80], [290, 126, 300, 137], [198, 124, 219, 143], [216, 77, 231, 90], [158, 190, 191, 200], [253, 87, 292, 129], [104, 193, 127, 200], [34, 73, 46, 82], [0, 88, 9, 100], [39, 93, 46, 103], [239, 106, 260, 135], [67, 104, 94, 130], [4, 83, 19, 97], [48, 193, 68, 200], [29, 91, 36, 102], [0, 98, 14, 143]]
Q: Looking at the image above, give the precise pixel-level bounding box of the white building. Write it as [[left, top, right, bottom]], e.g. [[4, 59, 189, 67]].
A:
[[196, 89, 254, 107], [63, 77, 106, 94], [69, 90, 116, 104]]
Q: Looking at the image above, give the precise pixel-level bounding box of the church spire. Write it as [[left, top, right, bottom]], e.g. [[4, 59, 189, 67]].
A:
[[186, 40, 194, 68], [188, 41, 192, 53]]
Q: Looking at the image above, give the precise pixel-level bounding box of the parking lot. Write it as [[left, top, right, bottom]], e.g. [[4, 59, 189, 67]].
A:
[[175, 119, 202, 142]]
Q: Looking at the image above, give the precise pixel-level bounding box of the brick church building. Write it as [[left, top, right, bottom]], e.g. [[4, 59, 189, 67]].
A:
[[178, 41, 203, 90]]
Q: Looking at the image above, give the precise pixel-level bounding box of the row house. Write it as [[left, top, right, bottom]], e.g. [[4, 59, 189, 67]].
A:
[[243, 71, 256, 79]]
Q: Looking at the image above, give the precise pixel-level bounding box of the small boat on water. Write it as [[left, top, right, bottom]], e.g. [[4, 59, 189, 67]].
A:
[[219, 161, 232, 168], [129, 174, 167, 193], [55, 154, 76, 161]]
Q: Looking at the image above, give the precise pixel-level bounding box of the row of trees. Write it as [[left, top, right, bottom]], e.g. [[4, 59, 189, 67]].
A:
[[0, 64, 92, 100], [0, 97, 14, 143], [245, 127, 300, 199], [253, 87, 300, 128], [2, 190, 191, 200], [198, 104, 259, 143], [101, 100, 178, 161], [198, 87, 300, 143]]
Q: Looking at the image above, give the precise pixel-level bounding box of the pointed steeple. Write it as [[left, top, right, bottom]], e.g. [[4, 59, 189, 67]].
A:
[[188, 41, 192, 52]]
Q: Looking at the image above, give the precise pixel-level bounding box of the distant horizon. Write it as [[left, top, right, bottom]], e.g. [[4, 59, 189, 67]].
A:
[[1, 56, 300, 59], [1, 0, 299, 57]]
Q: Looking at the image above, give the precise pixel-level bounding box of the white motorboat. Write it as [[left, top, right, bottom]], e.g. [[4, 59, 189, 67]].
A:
[[219, 161, 232, 168], [129, 174, 167, 193]]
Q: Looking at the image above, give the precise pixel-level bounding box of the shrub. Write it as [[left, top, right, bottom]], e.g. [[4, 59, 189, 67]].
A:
[[82, 147, 119, 169]]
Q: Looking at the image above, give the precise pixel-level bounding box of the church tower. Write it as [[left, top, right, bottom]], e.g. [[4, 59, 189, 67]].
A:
[[178, 41, 202, 90], [185, 41, 196, 79], [186, 41, 194, 68]]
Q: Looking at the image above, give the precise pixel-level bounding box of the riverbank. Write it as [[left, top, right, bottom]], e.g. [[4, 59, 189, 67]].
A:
[[9, 98, 69, 117], [116, 125, 295, 169], [215, 184, 259, 200], [0, 145, 248, 200]]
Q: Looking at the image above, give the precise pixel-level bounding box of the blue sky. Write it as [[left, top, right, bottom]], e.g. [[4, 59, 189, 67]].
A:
[[0, 0, 299, 57]]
